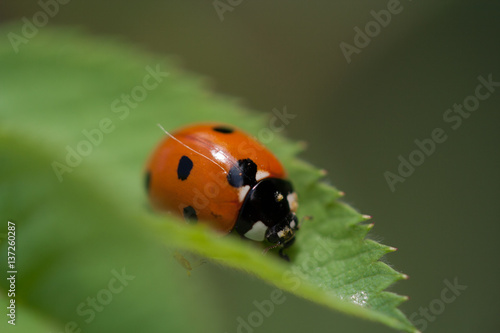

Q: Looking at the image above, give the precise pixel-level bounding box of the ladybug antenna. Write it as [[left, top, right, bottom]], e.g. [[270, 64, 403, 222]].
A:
[[262, 243, 281, 255], [298, 215, 313, 229], [157, 124, 228, 175]]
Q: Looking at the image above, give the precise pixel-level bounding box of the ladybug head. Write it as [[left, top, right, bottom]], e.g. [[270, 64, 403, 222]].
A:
[[265, 213, 299, 245], [263, 212, 299, 261], [235, 178, 300, 259]]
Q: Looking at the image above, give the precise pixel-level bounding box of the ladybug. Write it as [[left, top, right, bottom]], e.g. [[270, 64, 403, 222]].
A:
[[145, 123, 299, 260]]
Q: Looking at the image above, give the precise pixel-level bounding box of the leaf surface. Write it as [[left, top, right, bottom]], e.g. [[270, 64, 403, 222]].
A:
[[0, 26, 416, 332]]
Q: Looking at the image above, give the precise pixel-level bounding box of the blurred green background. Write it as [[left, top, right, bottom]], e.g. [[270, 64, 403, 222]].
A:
[[1, 1, 499, 332]]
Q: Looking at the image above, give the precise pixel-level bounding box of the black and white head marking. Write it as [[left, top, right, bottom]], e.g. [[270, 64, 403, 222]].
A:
[[233, 178, 299, 255]]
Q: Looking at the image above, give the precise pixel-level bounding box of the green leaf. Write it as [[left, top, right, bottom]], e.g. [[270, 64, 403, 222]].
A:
[[0, 26, 417, 332]]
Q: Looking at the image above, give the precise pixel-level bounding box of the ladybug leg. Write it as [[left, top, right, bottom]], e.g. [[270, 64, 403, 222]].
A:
[[278, 237, 296, 261], [278, 247, 290, 262]]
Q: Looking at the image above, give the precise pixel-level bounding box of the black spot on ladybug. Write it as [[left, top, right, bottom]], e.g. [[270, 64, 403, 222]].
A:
[[145, 171, 151, 192], [183, 206, 198, 223], [177, 155, 193, 180], [227, 159, 257, 188], [213, 126, 234, 134]]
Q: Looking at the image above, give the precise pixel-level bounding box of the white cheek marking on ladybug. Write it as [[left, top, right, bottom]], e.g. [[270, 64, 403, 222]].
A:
[[244, 221, 268, 241], [290, 219, 296, 229], [287, 192, 298, 212], [238, 185, 250, 202], [255, 170, 270, 181]]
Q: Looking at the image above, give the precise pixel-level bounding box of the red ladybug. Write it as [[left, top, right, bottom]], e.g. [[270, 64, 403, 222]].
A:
[[145, 123, 299, 259]]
